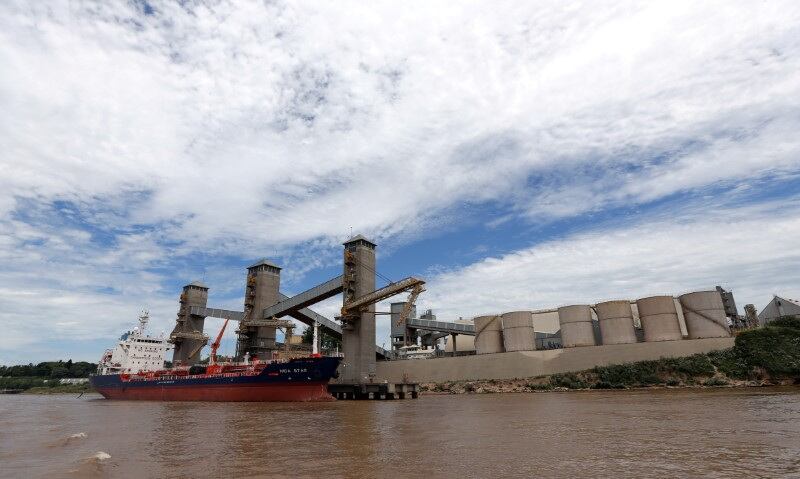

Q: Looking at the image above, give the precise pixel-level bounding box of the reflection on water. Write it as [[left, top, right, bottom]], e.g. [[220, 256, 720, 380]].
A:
[[1, 387, 799, 478]]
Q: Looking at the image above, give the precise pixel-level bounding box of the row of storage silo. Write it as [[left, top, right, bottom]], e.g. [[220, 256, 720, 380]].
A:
[[473, 290, 731, 354]]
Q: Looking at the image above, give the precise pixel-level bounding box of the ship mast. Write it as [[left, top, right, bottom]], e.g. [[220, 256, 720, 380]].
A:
[[138, 310, 150, 333]]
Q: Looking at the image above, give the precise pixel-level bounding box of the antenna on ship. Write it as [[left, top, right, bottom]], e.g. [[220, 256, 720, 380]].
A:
[[138, 310, 150, 333]]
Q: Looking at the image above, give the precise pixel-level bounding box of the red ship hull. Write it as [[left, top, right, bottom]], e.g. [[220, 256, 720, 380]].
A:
[[94, 382, 334, 402], [90, 356, 342, 402]]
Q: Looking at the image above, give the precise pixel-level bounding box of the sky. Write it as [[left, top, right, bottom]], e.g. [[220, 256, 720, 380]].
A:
[[1, 0, 799, 364]]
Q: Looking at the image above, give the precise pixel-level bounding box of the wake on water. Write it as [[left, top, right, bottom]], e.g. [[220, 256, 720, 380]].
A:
[[66, 451, 112, 478]]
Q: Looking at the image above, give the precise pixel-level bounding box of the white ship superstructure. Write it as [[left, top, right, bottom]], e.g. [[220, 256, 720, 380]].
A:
[[98, 311, 170, 375]]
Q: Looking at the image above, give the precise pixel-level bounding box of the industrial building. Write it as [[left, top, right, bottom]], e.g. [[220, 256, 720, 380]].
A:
[[168, 235, 425, 398], [399, 290, 733, 357], [379, 288, 742, 383], [166, 235, 743, 394], [467, 290, 733, 355], [758, 295, 800, 325]]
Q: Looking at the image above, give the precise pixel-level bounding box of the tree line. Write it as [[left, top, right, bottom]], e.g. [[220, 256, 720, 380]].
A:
[[0, 360, 97, 379]]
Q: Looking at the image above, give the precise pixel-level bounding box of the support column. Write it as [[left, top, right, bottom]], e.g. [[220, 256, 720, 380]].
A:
[[451, 333, 457, 357], [341, 235, 377, 384]]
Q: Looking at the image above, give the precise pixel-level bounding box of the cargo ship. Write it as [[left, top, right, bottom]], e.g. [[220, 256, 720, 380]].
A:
[[90, 312, 341, 402]]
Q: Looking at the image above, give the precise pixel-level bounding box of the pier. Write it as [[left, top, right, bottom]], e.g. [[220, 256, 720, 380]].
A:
[[328, 382, 419, 400]]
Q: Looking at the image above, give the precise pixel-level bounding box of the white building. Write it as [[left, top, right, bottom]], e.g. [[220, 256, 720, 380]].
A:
[[758, 296, 800, 325]]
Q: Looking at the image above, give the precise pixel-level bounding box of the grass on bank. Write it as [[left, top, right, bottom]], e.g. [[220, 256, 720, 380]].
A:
[[423, 316, 800, 393], [0, 377, 94, 394], [0, 359, 97, 394], [23, 383, 94, 394]]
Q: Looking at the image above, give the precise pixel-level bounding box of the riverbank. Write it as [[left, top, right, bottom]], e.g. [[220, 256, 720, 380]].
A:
[[419, 365, 797, 395], [421, 317, 800, 394], [0, 378, 92, 394], [0, 360, 96, 394], [22, 383, 93, 394]]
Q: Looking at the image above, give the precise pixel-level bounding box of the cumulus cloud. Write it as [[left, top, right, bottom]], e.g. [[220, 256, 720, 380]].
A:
[[3, 1, 799, 247], [421, 198, 800, 321], [1, 1, 799, 361]]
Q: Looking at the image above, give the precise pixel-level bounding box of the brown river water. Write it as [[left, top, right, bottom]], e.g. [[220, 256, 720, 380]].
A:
[[1, 387, 799, 478]]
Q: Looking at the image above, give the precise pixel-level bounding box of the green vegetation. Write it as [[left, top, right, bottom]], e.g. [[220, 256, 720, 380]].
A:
[[0, 360, 96, 379], [301, 325, 342, 350], [421, 318, 800, 394], [527, 382, 553, 391], [735, 316, 800, 377], [25, 383, 93, 394], [572, 317, 800, 390], [703, 377, 729, 387], [0, 377, 93, 393], [0, 376, 49, 390], [0, 360, 97, 393], [549, 373, 589, 390]]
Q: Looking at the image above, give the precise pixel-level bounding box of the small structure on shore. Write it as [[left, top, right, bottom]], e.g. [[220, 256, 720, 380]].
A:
[[758, 295, 800, 325]]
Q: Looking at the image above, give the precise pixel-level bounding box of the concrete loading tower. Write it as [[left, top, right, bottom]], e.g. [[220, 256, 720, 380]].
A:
[[165, 234, 424, 397], [236, 259, 282, 358], [169, 281, 210, 364], [340, 235, 377, 383]]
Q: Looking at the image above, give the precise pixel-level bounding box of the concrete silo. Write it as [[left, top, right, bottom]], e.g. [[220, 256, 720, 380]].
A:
[[501, 311, 536, 352], [636, 296, 683, 342], [474, 315, 504, 354], [678, 291, 731, 339], [595, 300, 637, 345], [558, 305, 596, 348]]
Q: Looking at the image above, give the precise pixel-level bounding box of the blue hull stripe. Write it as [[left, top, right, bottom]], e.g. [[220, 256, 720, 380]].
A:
[[90, 357, 341, 389]]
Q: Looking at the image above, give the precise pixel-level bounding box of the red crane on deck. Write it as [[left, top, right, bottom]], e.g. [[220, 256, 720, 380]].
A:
[[206, 319, 229, 374]]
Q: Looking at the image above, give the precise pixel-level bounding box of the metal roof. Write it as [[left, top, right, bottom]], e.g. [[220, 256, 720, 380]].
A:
[[777, 295, 800, 307], [248, 258, 281, 269], [187, 280, 208, 289], [343, 234, 375, 246]]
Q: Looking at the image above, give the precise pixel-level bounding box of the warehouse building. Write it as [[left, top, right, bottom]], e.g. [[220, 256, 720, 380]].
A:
[[758, 295, 800, 325]]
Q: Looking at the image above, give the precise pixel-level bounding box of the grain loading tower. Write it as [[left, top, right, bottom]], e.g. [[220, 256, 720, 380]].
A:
[[169, 281, 210, 364]]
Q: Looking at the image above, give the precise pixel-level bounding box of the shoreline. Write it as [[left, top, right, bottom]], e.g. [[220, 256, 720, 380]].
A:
[[421, 318, 800, 395], [20, 384, 93, 395], [10, 383, 799, 397], [419, 377, 799, 395]]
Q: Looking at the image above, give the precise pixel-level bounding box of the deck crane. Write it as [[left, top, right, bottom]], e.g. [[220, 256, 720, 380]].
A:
[[186, 318, 230, 369], [209, 319, 230, 366]]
